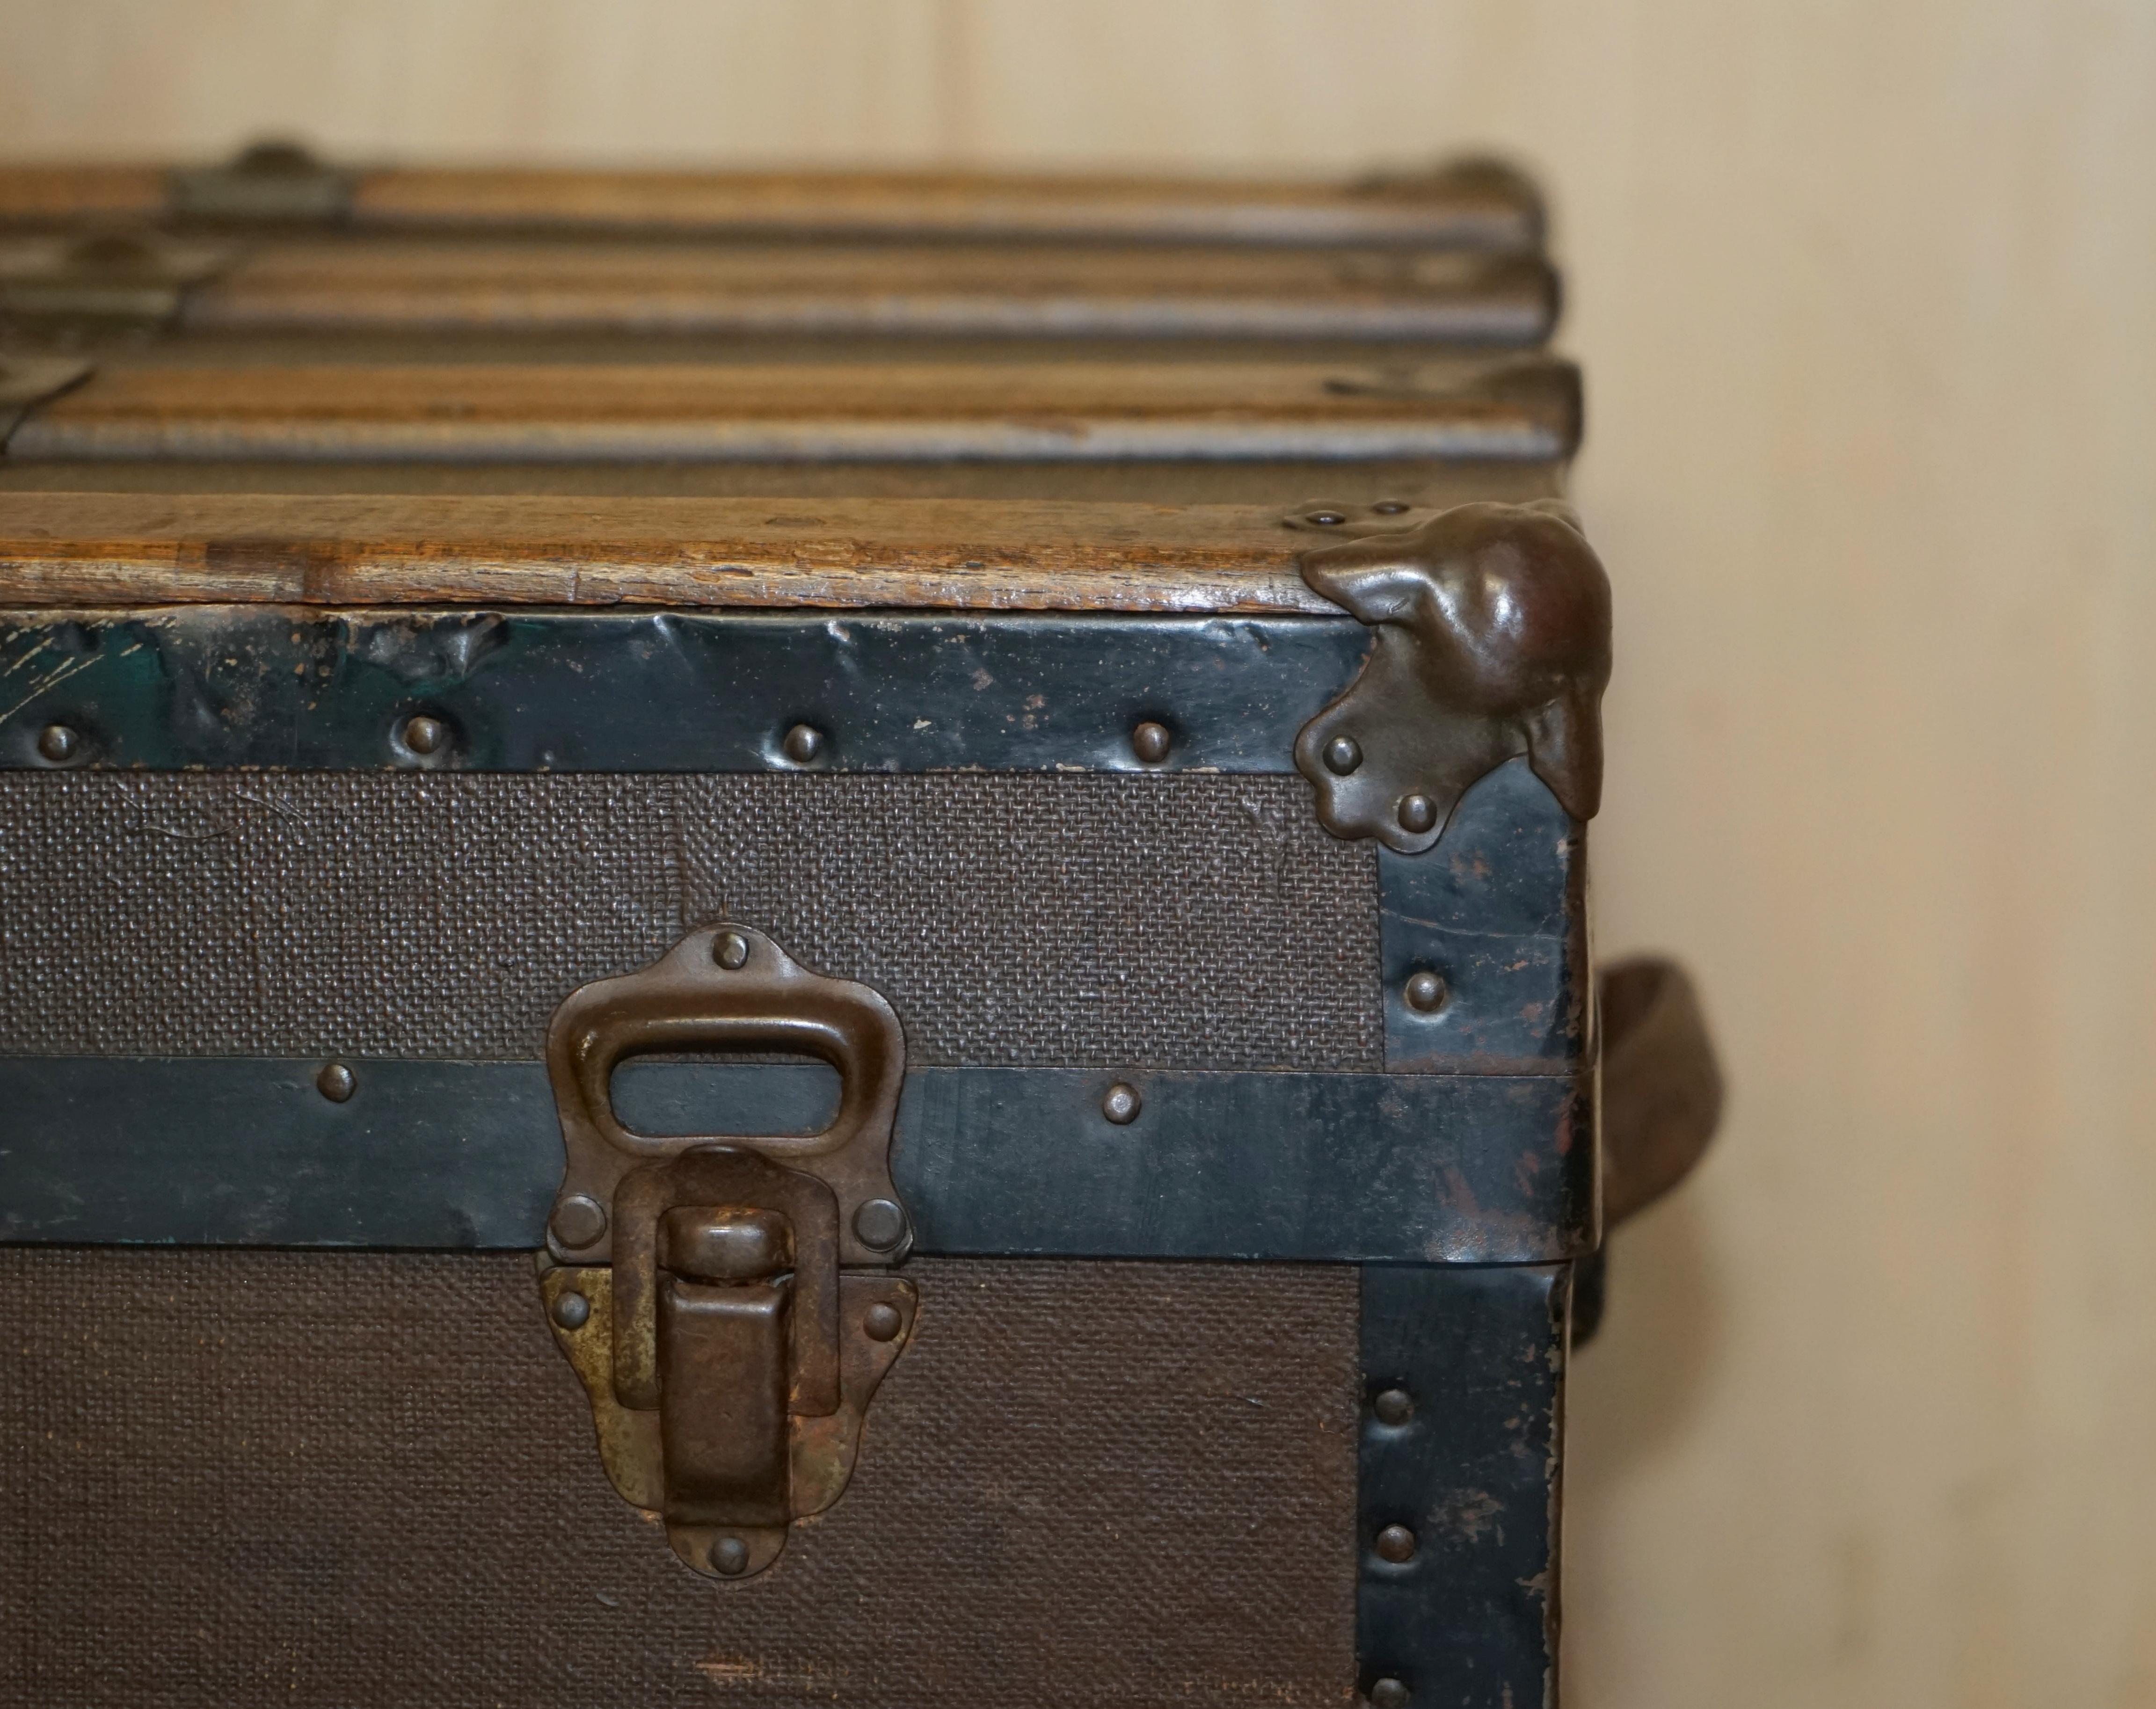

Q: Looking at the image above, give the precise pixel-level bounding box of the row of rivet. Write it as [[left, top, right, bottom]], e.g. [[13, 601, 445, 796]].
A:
[[1318, 735, 1439, 836], [1366, 1383, 1420, 1709], [26, 717, 1188, 769], [304, 1069, 1152, 1125]]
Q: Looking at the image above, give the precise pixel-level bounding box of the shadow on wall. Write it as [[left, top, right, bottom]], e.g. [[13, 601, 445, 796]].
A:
[[1565, 1184, 1731, 1690]]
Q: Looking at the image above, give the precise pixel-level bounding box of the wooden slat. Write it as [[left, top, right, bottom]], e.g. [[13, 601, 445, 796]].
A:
[[4, 356, 1575, 464], [0, 160, 1538, 250], [0, 491, 1357, 612], [182, 240, 1553, 342], [347, 162, 1539, 249], [0, 165, 168, 223]]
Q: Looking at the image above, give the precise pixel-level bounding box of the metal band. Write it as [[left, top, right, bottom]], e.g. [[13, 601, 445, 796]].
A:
[[1359, 1263, 1568, 1707], [0, 1058, 1591, 1261], [1, 610, 1366, 775]]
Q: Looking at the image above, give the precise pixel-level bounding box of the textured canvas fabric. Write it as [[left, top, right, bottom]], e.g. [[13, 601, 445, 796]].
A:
[[0, 771, 1379, 1069], [0, 1249, 1359, 1709]]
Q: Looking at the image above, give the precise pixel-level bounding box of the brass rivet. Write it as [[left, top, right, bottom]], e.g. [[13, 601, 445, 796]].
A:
[[402, 714, 446, 756], [1323, 735, 1362, 775], [1375, 1524, 1418, 1564], [710, 1535, 750, 1576], [1372, 1388, 1414, 1426], [1101, 1083, 1142, 1126], [853, 1198, 906, 1251], [1404, 972, 1447, 1014], [551, 1290, 591, 1331], [863, 1302, 903, 1342], [781, 723, 825, 764], [36, 723, 79, 764], [1131, 720, 1172, 764], [713, 930, 751, 970], [1397, 794, 1437, 835], [1372, 500, 1410, 515], [1307, 510, 1348, 526], [1369, 1678, 1410, 1709], [550, 1194, 608, 1250], [315, 1061, 356, 1102]]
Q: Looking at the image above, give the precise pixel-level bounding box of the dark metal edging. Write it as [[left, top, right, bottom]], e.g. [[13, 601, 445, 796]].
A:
[[1358, 1262, 1568, 1709], [0, 609, 1368, 775], [0, 1059, 1593, 1262]]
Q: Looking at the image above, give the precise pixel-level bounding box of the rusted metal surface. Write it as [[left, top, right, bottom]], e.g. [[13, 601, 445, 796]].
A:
[[542, 924, 914, 1578], [1294, 499, 1612, 854], [545, 924, 909, 1268]]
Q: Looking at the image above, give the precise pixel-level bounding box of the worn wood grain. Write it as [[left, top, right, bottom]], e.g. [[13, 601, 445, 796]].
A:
[[7, 356, 1577, 463], [0, 490, 1349, 611], [182, 239, 1552, 341], [0, 159, 1536, 249]]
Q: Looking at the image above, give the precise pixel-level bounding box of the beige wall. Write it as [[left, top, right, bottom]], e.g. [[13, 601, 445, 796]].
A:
[[6, 3, 2154, 1703]]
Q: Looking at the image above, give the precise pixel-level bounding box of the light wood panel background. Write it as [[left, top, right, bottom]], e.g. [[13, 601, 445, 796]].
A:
[[5, 3, 2153, 1703]]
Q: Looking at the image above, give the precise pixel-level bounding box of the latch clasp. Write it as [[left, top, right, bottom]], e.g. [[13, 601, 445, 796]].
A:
[[538, 925, 915, 1579]]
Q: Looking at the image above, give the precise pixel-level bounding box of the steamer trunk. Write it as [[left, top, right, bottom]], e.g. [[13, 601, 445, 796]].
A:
[[0, 489, 1597, 1709]]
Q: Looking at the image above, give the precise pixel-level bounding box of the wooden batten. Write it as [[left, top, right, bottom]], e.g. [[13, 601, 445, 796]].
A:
[[172, 240, 1555, 343], [0, 157, 1542, 250], [1, 356, 1578, 464], [0, 490, 1464, 614]]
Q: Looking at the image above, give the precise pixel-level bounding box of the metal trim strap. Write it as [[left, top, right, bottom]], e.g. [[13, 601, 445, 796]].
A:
[[1358, 1263, 1568, 1708], [0, 1058, 1594, 1261], [0, 610, 1367, 775]]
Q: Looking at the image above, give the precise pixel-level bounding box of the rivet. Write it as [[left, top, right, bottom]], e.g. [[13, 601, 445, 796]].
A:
[[853, 1198, 906, 1251], [36, 723, 79, 764], [1323, 735, 1362, 775], [1397, 793, 1437, 835], [781, 723, 825, 764], [1372, 1388, 1414, 1426], [550, 1194, 608, 1250], [315, 1061, 356, 1103], [1375, 1524, 1418, 1564], [1130, 720, 1172, 764], [1306, 509, 1348, 526], [713, 929, 751, 970], [551, 1290, 591, 1331], [402, 714, 446, 756], [1404, 972, 1447, 1014], [710, 1535, 750, 1577], [1369, 1678, 1410, 1709], [863, 1302, 903, 1342], [1101, 1082, 1142, 1126], [1372, 500, 1411, 515]]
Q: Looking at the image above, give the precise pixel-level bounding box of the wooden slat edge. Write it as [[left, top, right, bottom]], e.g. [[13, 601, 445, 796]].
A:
[[0, 494, 1337, 614]]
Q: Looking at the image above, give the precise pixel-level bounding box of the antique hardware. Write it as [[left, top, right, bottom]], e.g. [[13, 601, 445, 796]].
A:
[[167, 140, 354, 225], [539, 924, 915, 1578], [0, 231, 234, 334], [1294, 500, 1612, 854]]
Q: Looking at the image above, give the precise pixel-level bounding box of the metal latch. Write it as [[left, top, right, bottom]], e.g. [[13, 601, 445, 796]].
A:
[[167, 140, 354, 225], [0, 231, 236, 336], [537, 924, 915, 1580]]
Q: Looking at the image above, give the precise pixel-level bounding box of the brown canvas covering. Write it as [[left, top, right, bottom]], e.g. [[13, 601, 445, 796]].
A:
[[0, 1250, 1359, 1708], [0, 771, 1379, 1070]]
